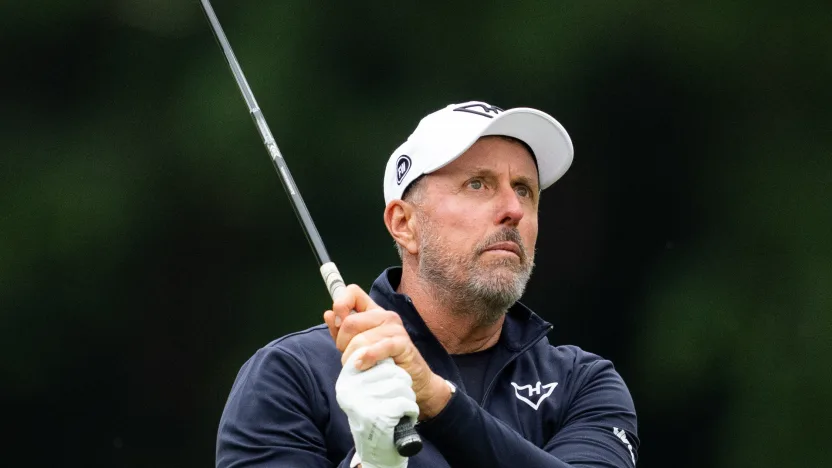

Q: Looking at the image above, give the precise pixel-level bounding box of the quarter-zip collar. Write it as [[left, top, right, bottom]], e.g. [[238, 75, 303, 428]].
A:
[[368, 267, 553, 356]]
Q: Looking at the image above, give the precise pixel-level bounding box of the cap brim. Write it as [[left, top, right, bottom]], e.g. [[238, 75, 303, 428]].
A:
[[422, 108, 573, 190]]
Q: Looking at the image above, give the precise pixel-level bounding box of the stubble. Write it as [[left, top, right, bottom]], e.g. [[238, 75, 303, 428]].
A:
[[416, 215, 535, 326]]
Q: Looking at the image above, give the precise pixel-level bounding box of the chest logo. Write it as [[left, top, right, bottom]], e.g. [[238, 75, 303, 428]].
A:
[[510, 381, 558, 410]]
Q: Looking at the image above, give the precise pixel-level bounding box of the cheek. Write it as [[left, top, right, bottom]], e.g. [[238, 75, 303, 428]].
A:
[[522, 218, 538, 252], [431, 204, 488, 247]]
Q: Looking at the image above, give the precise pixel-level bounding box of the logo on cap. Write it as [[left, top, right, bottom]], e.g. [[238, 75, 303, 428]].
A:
[[396, 155, 412, 185], [453, 103, 505, 119]]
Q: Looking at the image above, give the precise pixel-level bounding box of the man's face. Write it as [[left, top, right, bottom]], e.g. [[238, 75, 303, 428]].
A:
[[414, 136, 539, 322]]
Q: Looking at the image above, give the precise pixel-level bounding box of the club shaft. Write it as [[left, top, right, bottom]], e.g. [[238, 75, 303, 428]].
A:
[[200, 0, 330, 266], [198, 0, 422, 458]]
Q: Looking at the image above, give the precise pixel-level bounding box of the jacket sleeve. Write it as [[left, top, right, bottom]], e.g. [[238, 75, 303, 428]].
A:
[[216, 346, 353, 468], [415, 358, 639, 467]]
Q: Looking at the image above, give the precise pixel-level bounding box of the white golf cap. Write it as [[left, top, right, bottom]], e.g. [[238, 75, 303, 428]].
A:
[[383, 101, 573, 205]]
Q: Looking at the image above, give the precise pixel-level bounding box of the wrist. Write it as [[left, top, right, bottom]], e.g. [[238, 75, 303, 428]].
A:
[[418, 374, 453, 421]]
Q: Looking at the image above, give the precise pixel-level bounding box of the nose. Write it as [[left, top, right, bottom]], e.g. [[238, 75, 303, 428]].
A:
[[494, 184, 524, 226]]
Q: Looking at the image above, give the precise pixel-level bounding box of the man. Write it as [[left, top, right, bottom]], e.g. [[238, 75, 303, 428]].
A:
[[217, 101, 639, 468]]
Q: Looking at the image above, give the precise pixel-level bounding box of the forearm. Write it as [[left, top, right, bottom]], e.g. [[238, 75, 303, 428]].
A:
[[416, 391, 573, 468]]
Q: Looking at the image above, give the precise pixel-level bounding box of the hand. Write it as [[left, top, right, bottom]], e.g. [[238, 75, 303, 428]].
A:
[[336, 347, 418, 468], [324, 285, 452, 420]]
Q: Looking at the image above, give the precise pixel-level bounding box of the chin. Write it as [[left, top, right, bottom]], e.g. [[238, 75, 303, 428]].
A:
[[473, 268, 524, 289], [479, 257, 525, 276], [469, 260, 532, 299]]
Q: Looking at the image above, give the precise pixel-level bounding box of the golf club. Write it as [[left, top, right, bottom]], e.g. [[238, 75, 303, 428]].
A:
[[198, 0, 422, 458]]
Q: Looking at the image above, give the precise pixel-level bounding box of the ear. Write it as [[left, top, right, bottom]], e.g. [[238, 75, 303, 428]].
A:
[[384, 200, 419, 256]]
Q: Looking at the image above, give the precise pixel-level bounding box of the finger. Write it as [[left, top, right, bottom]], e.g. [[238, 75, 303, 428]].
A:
[[335, 308, 403, 352], [341, 324, 405, 365], [332, 284, 379, 327], [341, 345, 370, 370], [323, 310, 337, 341], [355, 335, 411, 371]]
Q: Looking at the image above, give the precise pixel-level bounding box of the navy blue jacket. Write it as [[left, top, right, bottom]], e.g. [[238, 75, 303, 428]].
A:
[[217, 268, 639, 467]]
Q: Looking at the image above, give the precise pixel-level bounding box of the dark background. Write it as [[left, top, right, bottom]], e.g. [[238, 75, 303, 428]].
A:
[[2, 1, 830, 467]]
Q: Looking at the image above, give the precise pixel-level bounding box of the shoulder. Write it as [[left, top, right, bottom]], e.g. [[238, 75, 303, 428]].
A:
[[538, 342, 638, 432], [231, 325, 341, 393], [532, 339, 613, 374], [507, 306, 621, 378], [253, 324, 340, 375], [264, 323, 340, 362], [532, 340, 635, 407], [218, 325, 343, 456]]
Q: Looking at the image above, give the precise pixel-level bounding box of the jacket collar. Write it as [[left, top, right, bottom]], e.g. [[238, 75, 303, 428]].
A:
[[368, 267, 552, 353]]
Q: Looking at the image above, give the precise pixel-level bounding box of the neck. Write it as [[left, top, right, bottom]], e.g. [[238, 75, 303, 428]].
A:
[[397, 262, 505, 355]]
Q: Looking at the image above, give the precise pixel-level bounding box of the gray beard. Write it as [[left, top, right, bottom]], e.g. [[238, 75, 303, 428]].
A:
[[416, 219, 535, 327]]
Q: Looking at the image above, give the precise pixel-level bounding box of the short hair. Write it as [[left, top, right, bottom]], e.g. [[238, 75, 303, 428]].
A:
[[400, 174, 426, 204]]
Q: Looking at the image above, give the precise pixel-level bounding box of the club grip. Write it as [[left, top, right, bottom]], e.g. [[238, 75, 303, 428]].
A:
[[394, 416, 422, 457], [321, 263, 422, 456]]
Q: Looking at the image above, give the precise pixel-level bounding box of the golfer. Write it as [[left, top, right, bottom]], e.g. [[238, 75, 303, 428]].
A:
[[216, 101, 639, 468]]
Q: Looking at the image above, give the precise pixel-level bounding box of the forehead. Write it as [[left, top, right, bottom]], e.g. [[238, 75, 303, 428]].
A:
[[434, 136, 539, 181]]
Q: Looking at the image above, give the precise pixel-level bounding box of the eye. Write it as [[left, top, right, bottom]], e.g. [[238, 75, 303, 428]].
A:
[[515, 185, 531, 198], [468, 179, 484, 190]]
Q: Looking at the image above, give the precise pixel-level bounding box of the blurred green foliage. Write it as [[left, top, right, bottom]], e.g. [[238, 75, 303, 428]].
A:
[[1, 1, 829, 467]]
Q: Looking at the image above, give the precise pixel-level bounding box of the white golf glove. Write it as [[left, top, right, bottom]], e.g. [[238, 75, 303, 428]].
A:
[[336, 350, 419, 468]]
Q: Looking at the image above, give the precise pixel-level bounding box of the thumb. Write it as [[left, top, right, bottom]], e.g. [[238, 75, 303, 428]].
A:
[[332, 284, 379, 320]]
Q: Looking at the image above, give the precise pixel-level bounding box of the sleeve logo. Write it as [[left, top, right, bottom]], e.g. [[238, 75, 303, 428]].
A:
[[510, 381, 558, 410], [613, 427, 636, 465], [395, 155, 412, 185]]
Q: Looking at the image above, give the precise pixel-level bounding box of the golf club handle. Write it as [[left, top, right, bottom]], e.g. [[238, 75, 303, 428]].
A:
[[393, 416, 422, 458], [320, 262, 423, 457]]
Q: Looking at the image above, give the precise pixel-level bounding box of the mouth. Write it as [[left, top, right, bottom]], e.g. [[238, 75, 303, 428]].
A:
[[482, 241, 522, 258]]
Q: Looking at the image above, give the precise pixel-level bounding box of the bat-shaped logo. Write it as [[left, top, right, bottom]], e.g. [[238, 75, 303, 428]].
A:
[[511, 381, 558, 410], [453, 102, 505, 119]]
